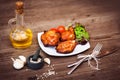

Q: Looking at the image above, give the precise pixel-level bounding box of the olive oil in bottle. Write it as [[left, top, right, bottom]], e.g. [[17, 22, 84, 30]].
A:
[[9, 1, 33, 49]]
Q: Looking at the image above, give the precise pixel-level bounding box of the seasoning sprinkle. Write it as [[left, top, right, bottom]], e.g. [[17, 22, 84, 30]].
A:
[[31, 64, 57, 80]]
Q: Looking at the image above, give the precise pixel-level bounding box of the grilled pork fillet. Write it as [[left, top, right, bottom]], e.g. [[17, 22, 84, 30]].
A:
[[61, 26, 75, 41], [56, 40, 76, 53], [41, 30, 60, 46]]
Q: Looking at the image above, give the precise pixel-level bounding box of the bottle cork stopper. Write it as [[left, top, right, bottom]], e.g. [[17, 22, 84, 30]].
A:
[[15, 1, 24, 14]]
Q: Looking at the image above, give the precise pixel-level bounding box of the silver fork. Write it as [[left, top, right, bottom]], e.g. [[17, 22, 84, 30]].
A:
[[78, 43, 103, 59], [68, 43, 103, 68], [67, 43, 103, 74]]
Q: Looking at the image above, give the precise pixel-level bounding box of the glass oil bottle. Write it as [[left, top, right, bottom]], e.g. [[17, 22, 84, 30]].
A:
[[8, 1, 33, 49]]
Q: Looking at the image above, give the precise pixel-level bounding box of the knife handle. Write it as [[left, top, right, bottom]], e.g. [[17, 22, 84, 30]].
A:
[[67, 57, 87, 75]]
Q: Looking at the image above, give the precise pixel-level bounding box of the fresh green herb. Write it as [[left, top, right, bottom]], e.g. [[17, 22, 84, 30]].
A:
[[74, 23, 89, 42]]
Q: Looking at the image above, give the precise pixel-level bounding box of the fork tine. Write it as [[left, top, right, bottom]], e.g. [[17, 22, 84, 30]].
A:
[[93, 43, 103, 53], [92, 43, 103, 56], [97, 44, 102, 52], [95, 43, 102, 51], [93, 43, 99, 51]]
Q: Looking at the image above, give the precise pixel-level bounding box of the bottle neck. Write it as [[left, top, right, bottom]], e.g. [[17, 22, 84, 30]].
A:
[[16, 13, 24, 27]]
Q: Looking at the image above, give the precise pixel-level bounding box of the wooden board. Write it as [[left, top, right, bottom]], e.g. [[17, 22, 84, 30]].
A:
[[0, 0, 120, 80]]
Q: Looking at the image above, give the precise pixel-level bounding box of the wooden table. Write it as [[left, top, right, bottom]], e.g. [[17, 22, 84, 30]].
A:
[[0, 0, 120, 80]]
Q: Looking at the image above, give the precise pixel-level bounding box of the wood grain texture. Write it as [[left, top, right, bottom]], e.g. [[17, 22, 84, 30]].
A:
[[0, 0, 120, 80]]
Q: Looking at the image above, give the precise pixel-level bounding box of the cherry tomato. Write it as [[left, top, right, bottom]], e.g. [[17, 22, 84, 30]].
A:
[[50, 28, 58, 32], [57, 26, 65, 33]]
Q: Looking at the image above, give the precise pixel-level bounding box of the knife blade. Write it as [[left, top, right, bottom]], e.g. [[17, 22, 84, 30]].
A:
[[97, 47, 119, 58]]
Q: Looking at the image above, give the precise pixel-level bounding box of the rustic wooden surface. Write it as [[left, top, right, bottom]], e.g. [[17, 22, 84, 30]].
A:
[[0, 0, 120, 80]]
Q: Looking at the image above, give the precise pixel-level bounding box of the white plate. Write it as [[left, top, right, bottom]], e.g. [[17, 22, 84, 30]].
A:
[[38, 32, 90, 56]]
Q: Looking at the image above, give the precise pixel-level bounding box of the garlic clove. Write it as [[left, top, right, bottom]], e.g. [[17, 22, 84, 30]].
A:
[[15, 59, 24, 64], [13, 61, 24, 69], [44, 58, 51, 65], [13, 59, 24, 69], [19, 55, 26, 63]]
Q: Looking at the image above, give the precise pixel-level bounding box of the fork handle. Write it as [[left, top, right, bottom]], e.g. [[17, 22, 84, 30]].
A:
[[67, 57, 87, 75], [67, 58, 88, 68], [67, 62, 78, 68]]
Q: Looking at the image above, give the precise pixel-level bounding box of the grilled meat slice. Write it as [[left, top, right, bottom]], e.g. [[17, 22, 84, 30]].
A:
[[41, 30, 60, 46], [56, 40, 76, 53], [61, 26, 75, 41]]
